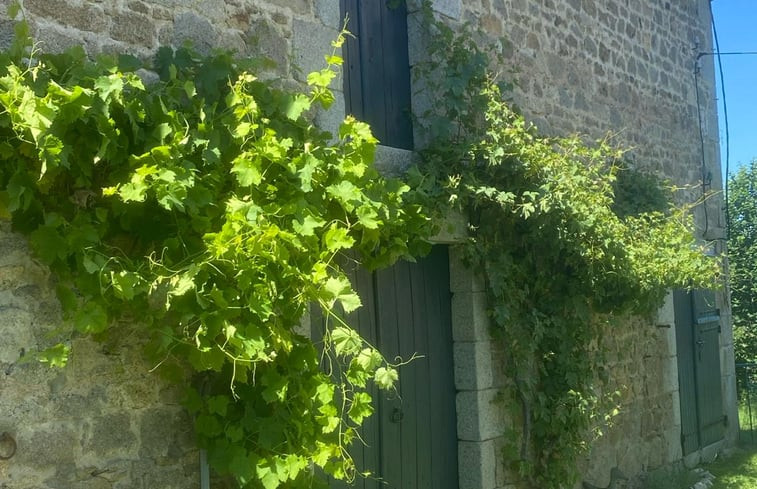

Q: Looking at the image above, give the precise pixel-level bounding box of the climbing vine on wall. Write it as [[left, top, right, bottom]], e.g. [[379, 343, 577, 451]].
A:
[[411, 7, 720, 488], [0, 18, 434, 489], [0, 4, 721, 489]]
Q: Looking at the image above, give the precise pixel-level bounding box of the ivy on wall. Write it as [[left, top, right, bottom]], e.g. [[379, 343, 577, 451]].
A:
[[412, 7, 720, 487], [0, 4, 721, 489]]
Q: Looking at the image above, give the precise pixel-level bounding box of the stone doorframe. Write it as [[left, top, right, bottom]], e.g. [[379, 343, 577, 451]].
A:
[[431, 217, 508, 489]]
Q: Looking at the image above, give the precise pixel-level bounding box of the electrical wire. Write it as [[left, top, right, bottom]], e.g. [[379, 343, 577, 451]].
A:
[[692, 5, 743, 241], [708, 1, 731, 240], [697, 51, 757, 57]]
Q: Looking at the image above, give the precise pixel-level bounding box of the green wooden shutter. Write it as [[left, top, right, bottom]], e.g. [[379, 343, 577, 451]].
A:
[[340, 0, 414, 149]]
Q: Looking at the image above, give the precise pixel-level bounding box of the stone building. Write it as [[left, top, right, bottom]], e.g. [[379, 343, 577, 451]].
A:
[[0, 1, 736, 489]]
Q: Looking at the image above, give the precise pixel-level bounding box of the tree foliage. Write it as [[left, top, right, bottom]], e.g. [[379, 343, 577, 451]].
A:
[[728, 160, 757, 363]]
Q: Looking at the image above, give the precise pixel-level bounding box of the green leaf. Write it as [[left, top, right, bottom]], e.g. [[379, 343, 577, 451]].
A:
[[324, 54, 343, 66], [111, 271, 139, 300], [37, 343, 70, 368], [231, 154, 263, 187], [7, 1, 20, 18], [326, 181, 362, 211], [29, 224, 67, 264], [306, 68, 336, 88], [118, 180, 148, 202], [0, 191, 10, 220], [82, 254, 103, 274], [356, 204, 380, 229], [208, 395, 230, 416], [339, 116, 376, 143], [296, 153, 319, 192], [196, 413, 223, 437], [73, 301, 108, 334], [94, 74, 124, 101], [292, 213, 325, 237], [257, 461, 281, 489], [330, 326, 362, 356], [56, 284, 78, 317], [184, 80, 196, 98], [228, 448, 255, 483], [314, 383, 334, 404], [283, 93, 311, 120], [322, 224, 355, 252], [165, 269, 197, 308], [182, 388, 204, 414], [348, 392, 373, 424], [323, 275, 361, 313], [355, 348, 383, 371], [374, 366, 398, 390]]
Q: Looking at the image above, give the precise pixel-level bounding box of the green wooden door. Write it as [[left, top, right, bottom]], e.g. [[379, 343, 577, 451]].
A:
[[674, 289, 725, 454], [317, 246, 458, 488]]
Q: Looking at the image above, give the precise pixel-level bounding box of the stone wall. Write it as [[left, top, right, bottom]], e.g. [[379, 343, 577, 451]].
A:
[[0, 223, 197, 489], [0, 0, 735, 489]]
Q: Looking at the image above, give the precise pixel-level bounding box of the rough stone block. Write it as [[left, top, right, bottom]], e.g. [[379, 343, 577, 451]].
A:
[[663, 425, 683, 462], [247, 18, 289, 74], [451, 291, 490, 342], [315, 0, 341, 29], [720, 313, 734, 346], [110, 11, 156, 48], [136, 457, 198, 489], [373, 145, 414, 177], [14, 423, 78, 468], [454, 341, 494, 390], [449, 246, 485, 293], [32, 22, 86, 54], [268, 0, 310, 15], [25, 0, 106, 33], [173, 11, 218, 55], [721, 344, 735, 377], [644, 435, 665, 469], [458, 439, 497, 489], [661, 322, 677, 357], [492, 436, 511, 486], [431, 211, 468, 244], [0, 307, 34, 363], [127, 0, 150, 14], [456, 388, 507, 441], [82, 413, 138, 459], [292, 19, 339, 82], [406, 11, 429, 66], [0, 19, 16, 50], [431, 0, 462, 19], [139, 407, 190, 458], [656, 291, 675, 327], [723, 373, 738, 427], [660, 356, 679, 395], [670, 389, 681, 427]]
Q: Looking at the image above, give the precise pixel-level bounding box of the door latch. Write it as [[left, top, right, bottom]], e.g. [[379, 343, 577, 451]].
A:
[[391, 407, 404, 423]]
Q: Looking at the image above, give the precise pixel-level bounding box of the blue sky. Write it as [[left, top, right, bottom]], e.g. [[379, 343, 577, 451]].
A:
[[711, 0, 757, 180]]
